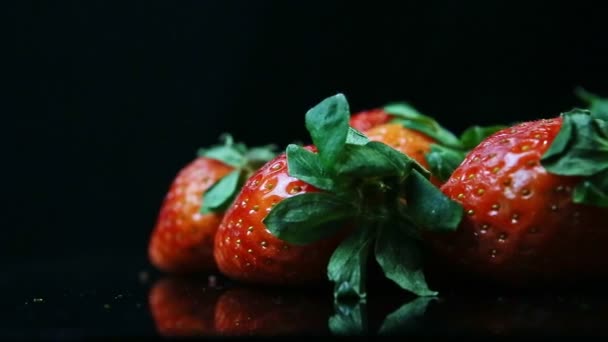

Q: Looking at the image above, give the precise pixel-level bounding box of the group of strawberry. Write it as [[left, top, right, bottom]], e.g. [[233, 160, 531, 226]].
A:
[[148, 88, 608, 299]]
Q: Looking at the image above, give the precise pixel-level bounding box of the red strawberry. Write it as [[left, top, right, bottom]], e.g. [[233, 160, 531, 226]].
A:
[[214, 287, 330, 336], [149, 136, 276, 274], [349, 108, 392, 132], [148, 276, 224, 337], [213, 146, 347, 285], [429, 109, 608, 285], [214, 94, 462, 299]]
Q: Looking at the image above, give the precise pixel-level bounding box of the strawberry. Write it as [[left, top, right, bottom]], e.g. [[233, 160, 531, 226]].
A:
[[353, 103, 505, 186], [429, 107, 608, 285], [214, 94, 463, 298], [148, 135, 276, 274], [214, 287, 330, 336], [213, 145, 346, 285], [148, 276, 225, 337]]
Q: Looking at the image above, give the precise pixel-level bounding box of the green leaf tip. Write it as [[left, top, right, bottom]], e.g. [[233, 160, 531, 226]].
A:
[[197, 134, 277, 168], [263, 193, 353, 245], [575, 87, 608, 121], [541, 109, 608, 207], [200, 170, 241, 214], [403, 170, 464, 232], [328, 227, 374, 300], [198, 134, 278, 214], [375, 223, 438, 297], [305, 93, 351, 170], [286, 144, 334, 191]]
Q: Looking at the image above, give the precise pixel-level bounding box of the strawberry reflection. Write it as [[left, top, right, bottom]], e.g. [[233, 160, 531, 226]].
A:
[[214, 286, 332, 336], [149, 276, 331, 337], [330, 296, 435, 336], [148, 275, 225, 337]]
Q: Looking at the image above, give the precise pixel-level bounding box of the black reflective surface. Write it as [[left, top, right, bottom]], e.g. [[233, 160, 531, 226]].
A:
[[4, 255, 608, 339]]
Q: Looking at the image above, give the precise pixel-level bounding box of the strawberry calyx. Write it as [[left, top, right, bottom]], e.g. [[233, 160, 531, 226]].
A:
[[197, 134, 278, 214], [541, 104, 608, 207], [384, 102, 505, 182], [263, 94, 464, 299]]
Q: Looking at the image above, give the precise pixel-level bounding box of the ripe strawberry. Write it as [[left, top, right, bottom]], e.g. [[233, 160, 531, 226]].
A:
[[429, 109, 608, 285], [148, 276, 224, 337], [352, 103, 505, 185], [214, 94, 463, 298], [349, 108, 393, 132], [214, 287, 330, 336], [148, 136, 276, 274], [213, 146, 346, 285]]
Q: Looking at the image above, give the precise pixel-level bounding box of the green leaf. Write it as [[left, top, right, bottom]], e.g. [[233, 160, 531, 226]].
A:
[[198, 145, 245, 168], [329, 300, 367, 336], [378, 297, 435, 335], [375, 224, 437, 297], [573, 170, 608, 207], [335, 142, 421, 179], [542, 111, 608, 177], [402, 170, 463, 232], [346, 127, 370, 146], [384, 102, 461, 148], [459, 125, 507, 150], [305, 94, 351, 169], [263, 193, 353, 245], [200, 170, 241, 214], [425, 144, 466, 182], [576, 87, 608, 121], [286, 144, 334, 191], [328, 227, 374, 299]]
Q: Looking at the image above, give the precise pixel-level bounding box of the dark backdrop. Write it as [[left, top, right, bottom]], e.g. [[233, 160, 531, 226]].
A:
[[6, 1, 608, 264]]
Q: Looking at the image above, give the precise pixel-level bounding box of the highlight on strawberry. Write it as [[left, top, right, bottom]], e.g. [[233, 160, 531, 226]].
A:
[[148, 135, 277, 274], [212, 93, 464, 298]]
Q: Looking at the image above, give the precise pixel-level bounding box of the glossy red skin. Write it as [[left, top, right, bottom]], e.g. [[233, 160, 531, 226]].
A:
[[149, 157, 234, 274], [364, 123, 442, 186], [431, 117, 608, 284], [214, 287, 330, 336], [213, 147, 345, 286], [349, 108, 393, 132], [148, 277, 224, 337]]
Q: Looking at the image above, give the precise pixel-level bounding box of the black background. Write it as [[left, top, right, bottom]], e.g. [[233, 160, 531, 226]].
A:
[[6, 1, 608, 265]]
